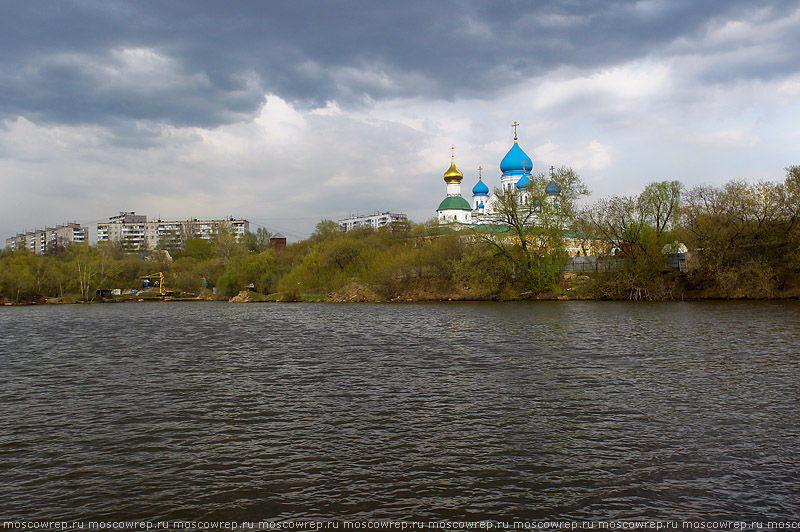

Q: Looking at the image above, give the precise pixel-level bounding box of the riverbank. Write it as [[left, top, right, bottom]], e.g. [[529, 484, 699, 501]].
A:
[[4, 272, 800, 306]]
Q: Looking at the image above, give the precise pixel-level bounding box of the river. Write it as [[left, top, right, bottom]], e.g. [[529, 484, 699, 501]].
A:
[[1, 301, 798, 526]]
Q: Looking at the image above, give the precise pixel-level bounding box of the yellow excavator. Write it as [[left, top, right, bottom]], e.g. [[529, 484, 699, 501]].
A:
[[140, 272, 174, 297]]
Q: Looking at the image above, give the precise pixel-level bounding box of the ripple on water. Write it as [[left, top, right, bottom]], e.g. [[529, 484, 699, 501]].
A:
[[1, 301, 799, 521]]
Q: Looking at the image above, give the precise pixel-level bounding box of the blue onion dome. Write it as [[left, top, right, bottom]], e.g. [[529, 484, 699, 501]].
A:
[[500, 140, 533, 177], [443, 157, 463, 183], [546, 179, 561, 196], [478, 201, 484, 209], [472, 177, 489, 196], [515, 173, 531, 189]]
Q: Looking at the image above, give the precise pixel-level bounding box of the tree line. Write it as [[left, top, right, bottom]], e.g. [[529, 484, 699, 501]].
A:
[[580, 166, 800, 299], [2, 166, 798, 303]]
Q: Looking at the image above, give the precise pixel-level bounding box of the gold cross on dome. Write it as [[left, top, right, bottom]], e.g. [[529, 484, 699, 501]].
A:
[[550, 165, 555, 177], [512, 121, 519, 139], [478, 165, 483, 179], [522, 160, 527, 173], [450, 144, 455, 158]]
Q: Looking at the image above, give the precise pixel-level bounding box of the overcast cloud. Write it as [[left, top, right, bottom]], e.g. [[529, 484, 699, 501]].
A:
[[2, 0, 799, 240]]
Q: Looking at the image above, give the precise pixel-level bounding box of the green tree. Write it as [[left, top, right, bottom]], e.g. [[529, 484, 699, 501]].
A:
[[70, 243, 99, 300], [783, 166, 800, 270], [580, 181, 688, 299], [242, 228, 274, 253], [582, 180, 684, 262], [311, 219, 341, 242], [49, 256, 73, 299], [474, 167, 588, 294], [453, 242, 516, 298], [117, 253, 147, 288], [255, 227, 274, 251], [211, 225, 245, 263], [236, 252, 277, 293], [640, 180, 684, 236], [185, 238, 212, 260], [216, 269, 242, 298], [363, 244, 417, 299], [171, 257, 204, 295], [1, 250, 37, 302], [417, 233, 465, 286], [679, 174, 800, 297], [63, 242, 121, 301]]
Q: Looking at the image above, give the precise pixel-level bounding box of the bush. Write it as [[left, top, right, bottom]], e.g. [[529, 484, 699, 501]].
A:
[[216, 269, 242, 298]]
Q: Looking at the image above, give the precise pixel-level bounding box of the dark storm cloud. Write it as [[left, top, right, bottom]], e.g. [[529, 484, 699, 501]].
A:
[[0, 0, 796, 129]]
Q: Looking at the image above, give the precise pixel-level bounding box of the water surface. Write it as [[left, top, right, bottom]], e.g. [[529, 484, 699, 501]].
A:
[[1, 301, 798, 523]]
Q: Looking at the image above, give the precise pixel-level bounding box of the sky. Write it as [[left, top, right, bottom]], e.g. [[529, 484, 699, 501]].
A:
[[2, 0, 799, 241]]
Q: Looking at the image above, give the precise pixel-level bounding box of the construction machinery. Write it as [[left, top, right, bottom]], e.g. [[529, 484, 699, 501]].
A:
[[140, 272, 174, 297]]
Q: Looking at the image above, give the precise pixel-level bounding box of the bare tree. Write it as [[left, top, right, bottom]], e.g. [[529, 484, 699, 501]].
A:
[[583, 195, 649, 260]]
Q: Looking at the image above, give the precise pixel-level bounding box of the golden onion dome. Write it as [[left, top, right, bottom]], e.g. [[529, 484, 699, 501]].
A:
[[443, 158, 463, 183], [443, 145, 463, 183]]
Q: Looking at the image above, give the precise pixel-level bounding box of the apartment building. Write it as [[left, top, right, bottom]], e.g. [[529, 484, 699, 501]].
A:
[[338, 212, 408, 232], [97, 212, 147, 248], [5, 223, 87, 253], [97, 212, 249, 250]]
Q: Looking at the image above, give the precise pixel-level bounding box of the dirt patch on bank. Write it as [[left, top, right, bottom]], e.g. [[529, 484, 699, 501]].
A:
[[328, 282, 382, 302]]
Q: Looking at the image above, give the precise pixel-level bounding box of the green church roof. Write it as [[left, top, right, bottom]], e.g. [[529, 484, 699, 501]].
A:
[[437, 196, 472, 211]]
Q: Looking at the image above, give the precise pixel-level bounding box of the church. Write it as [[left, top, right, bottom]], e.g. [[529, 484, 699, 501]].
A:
[[436, 123, 561, 224]]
